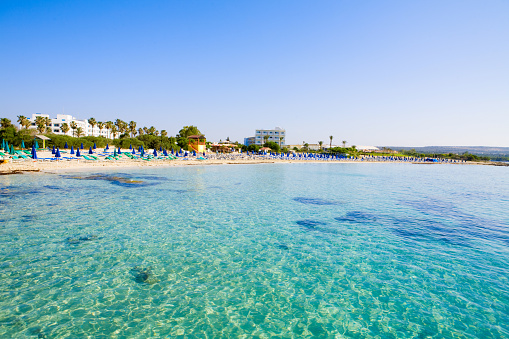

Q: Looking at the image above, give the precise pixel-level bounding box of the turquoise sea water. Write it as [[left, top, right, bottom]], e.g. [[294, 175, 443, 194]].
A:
[[1, 163, 508, 338]]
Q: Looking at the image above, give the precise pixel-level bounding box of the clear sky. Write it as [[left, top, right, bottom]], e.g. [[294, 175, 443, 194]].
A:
[[1, 0, 508, 146]]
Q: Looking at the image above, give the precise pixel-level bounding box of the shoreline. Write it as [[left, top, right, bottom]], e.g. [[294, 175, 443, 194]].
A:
[[0, 157, 505, 175]]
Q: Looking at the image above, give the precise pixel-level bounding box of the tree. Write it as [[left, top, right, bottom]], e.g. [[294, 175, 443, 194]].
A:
[[148, 126, 156, 135], [88, 118, 97, 133], [105, 121, 114, 138], [97, 122, 104, 136], [263, 141, 280, 152], [60, 123, 70, 135], [17, 115, 29, 129], [76, 127, 84, 137], [44, 117, 52, 132], [129, 121, 137, 137], [319, 141, 323, 151], [329, 135, 333, 149], [70, 121, 77, 137], [263, 135, 269, 144], [35, 116, 47, 134], [138, 127, 144, 136], [342, 140, 347, 148], [160, 130, 168, 138], [111, 125, 118, 139], [177, 126, 201, 138], [1, 118, 12, 129]]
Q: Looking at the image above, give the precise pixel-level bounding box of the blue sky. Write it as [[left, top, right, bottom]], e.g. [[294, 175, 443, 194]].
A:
[[1, 0, 508, 146]]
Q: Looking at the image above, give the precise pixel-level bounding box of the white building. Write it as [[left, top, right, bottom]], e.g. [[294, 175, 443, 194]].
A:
[[27, 113, 112, 138], [254, 127, 286, 146]]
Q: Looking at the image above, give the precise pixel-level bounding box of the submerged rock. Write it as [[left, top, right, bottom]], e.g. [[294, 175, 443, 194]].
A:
[[131, 266, 160, 284], [295, 219, 327, 230], [66, 234, 99, 245], [293, 197, 342, 206], [335, 211, 377, 223]]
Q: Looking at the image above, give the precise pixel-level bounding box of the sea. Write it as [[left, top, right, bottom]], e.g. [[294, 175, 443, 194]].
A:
[[1, 163, 508, 338]]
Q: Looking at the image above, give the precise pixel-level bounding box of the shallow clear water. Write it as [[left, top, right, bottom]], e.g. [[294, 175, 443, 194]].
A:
[[1, 163, 508, 338]]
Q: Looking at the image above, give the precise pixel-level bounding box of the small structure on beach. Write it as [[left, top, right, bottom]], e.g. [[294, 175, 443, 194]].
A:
[[35, 135, 51, 149], [188, 135, 206, 153]]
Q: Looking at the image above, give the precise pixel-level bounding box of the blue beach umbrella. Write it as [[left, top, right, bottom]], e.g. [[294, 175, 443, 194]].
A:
[[21, 140, 25, 149], [93, 143, 97, 149], [114, 148, 117, 157], [193, 150, 196, 156], [55, 148, 61, 158], [154, 149, 158, 156], [70, 146, 75, 155], [132, 148, 135, 155], [140, 148, 144, 157], [52, 145, 56, 154], [163, 149, 168, 156], [106, 144, 109, 150], [76, 148, 81, 157], [89, 146, 93, 154], [118, 147, 122, 154], [129, 144, 132, 149], [159, 146, 162, 151], [32, 147, 38, 159], [64, 142, 68, 149], [80, 143, 84, 149]]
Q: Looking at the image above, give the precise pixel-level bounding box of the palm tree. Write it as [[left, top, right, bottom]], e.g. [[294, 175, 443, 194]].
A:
[[1, 118, 12, 128], [17, 115, 29, 129], [111, 125, 118, 139], [35, 116, 46, 133], [128, 121, 137, 137], [279, 137, 283, 148], [88, 118, 97, 136], [44, 117, 52, 132], [263, 135, 269, 145], [97, 122, 104, 136], [160, 130, 168, 138], [76, 127, 84, 137], [148, 126, 156, 135], [105, 121, 114, 138], [319, 141, 323, 151], [342, 140, 347, 148], [60, 123, 70, 135], [138, 127, 144, 136], [70, 121, 77, 137], [115, 119, 126, 136], [329, 135, 333, 149], [143, 126, 148, 135]]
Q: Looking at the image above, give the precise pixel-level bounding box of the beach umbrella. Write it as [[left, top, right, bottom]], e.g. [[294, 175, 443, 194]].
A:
[[34, 139, 39, 149], [10, 144, 15, 155], [4, 141, 9, 152], [163, 149, 168, 156], [203, 152, 206, 157], [93, 143, 97, 149], [55, 148, 61, 158], [32, 147, 37, 160], [132, 148, 135, 155], [52, 145, 56, 154], [154, 149, 158, 156], [118, 147, 122, 154], [21, 140, 25, 149], [140, 148, 144, 156], [76, 148, 81, 157], [171, 148, 174, 154], [106, 144, 109, 150], [129, 144, 132, 149], [193, 150, 196, 156], [64, 142, 68, 149], [113, 148, 117, 157], [70, 146, 75, 155], [80, 143, 84, 149], [89, 146, 93, 154], [159, 146, 162, 151]]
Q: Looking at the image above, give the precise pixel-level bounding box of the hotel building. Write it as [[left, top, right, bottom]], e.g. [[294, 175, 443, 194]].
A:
[[27, 113, 112, 138], [252, 127, 286, 146]]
